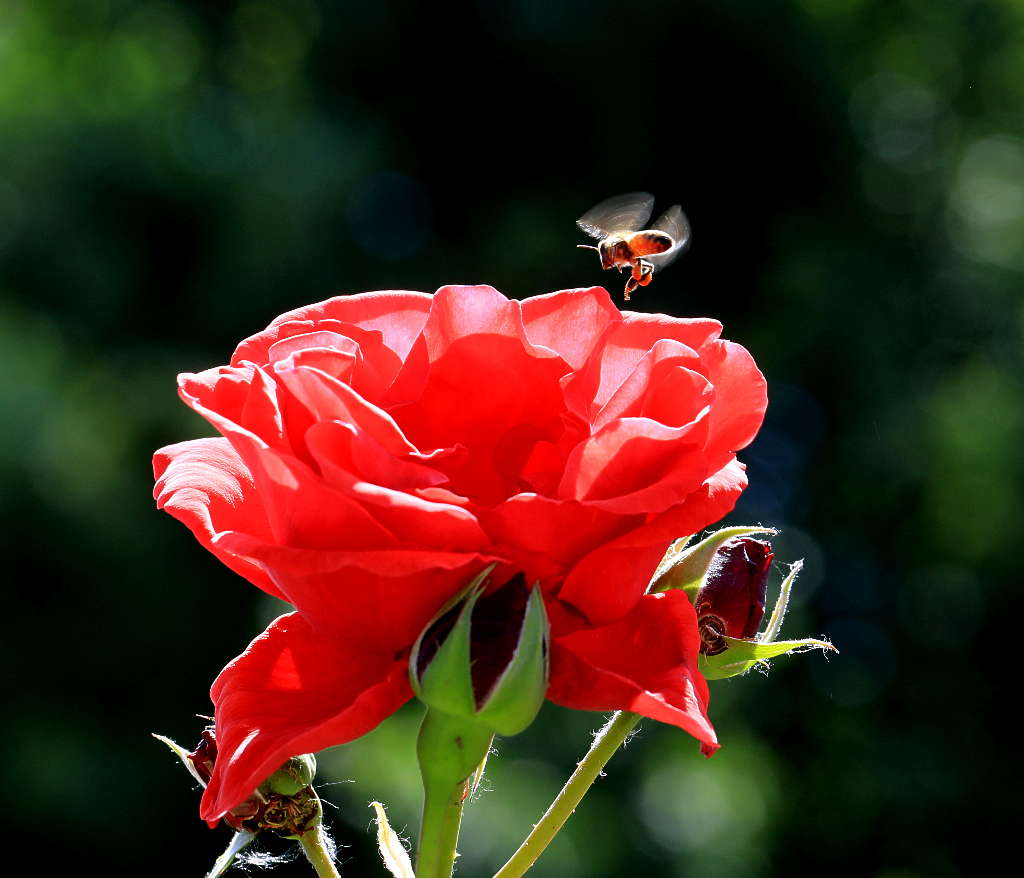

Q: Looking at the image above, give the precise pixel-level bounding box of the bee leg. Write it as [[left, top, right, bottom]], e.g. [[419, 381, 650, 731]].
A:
[[623, 275, 638, 300], [638, 261, 654, 286]]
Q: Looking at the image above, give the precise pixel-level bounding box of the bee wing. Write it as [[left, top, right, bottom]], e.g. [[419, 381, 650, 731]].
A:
[[646, 205, 691, 272], [576, 192, 656, 239]]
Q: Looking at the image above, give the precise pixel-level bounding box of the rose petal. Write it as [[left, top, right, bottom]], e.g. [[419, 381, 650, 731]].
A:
[[212, 533, 498, 652], [153, 438, 285, 600], [304, 421, 447, 492], [559, 416, 711, 512], [482, 493, 628, 570], [179, 371, 400, 551], [274, 361, 421, 459], [180, 365, 287, 451], [269, 325, 405, 404], [419, 285, 551, 361], [592, 340, 705, 431], [567, 313, 723, 418], [520, 287, 622, 369], [699, 338, 769, 458], [393, 298, 571, 502], [268, 331, 359, 379], [231, 291, 433, 367], [556, 459, 749, 626], [200, 612, 412, 822], [548, 591, 717, 753]]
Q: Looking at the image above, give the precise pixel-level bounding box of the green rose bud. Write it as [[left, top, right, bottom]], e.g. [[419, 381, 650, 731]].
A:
[[410, 568, 549, 736]]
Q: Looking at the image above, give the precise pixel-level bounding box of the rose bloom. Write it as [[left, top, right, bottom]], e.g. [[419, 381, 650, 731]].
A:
[[153, 285, 767, 821]]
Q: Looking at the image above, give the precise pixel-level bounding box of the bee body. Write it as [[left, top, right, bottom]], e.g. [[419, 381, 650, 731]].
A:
[[576, 192, 690, 300]]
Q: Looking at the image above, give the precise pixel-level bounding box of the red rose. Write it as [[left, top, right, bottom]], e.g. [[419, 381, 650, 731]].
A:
[[153, 285, 767, 821]]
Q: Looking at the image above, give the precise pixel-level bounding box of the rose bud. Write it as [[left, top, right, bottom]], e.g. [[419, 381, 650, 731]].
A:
[[651, 528, 837, 680], [260, 753, 317, 798], [410, 570, 549, 737], [651, 525, 777, 600], [693, 538, 773, 656]]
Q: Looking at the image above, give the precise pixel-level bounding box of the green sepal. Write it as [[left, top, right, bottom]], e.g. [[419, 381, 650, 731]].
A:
[[647, 535, 695, 589], [151, 732, 206, 787], [412, 584, 482, 717], [409, 566, 494, 715], [650, 526, 778, 598], [475, 584, 549, 735], [699, 634, 837, 680]]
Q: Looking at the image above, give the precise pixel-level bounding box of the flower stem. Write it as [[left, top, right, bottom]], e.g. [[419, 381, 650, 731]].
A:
[[417, 773, 469, 878], [416, 709, 494, 878], [298, 825, 342, 878], [492, 711, 641, 878]]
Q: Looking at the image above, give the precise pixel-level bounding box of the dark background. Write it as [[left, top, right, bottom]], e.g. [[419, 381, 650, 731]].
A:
[[2, 1, 1019, 876]]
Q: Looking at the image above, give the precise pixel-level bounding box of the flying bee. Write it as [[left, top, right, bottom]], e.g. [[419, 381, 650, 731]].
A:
[[576, 192, 691, 301]]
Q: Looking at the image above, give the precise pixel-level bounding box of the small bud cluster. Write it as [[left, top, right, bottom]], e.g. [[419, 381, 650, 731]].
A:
[[188, 727, 321, 837]]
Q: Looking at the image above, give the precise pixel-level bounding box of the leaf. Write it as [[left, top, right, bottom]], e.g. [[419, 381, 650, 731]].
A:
[[370, 801, 415, 878], [206, 830, 257, 878], [152, 732, 206, 788]]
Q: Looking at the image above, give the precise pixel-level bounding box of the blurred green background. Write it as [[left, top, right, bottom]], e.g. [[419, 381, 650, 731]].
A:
[[2, 1, 1019, 875]]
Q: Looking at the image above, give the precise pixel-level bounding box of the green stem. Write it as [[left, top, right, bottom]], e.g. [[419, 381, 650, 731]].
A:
[[416, 709, 494, 878], [417, 772, 469, 878], [297, 825, 342, 878], [492, 711, 641, 878]]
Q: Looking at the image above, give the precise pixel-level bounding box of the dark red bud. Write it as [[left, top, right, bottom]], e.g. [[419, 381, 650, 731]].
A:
[[694, 538, 773, 655]]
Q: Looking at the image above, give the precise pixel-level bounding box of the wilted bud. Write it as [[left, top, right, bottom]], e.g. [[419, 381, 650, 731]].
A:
[[187, 726, 217, 785], [694, 538, 773, 655], [166, 726, 321, 835], [410, 570, 549, 736], [155, 728, 331, 877]]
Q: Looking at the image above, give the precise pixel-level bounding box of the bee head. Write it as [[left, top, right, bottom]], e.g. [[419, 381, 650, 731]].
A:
[[598, 237, 629, 270]]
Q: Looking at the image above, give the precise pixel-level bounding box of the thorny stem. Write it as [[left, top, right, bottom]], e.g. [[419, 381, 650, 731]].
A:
[[298, 825, 342, 878], [492, 711, 642, 878]]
